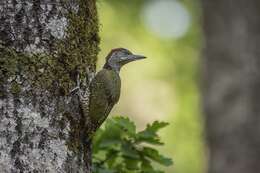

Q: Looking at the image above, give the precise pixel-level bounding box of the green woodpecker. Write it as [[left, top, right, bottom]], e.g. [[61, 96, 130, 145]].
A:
[[86, 48, 146, 130], [72, 48, 146, 131]]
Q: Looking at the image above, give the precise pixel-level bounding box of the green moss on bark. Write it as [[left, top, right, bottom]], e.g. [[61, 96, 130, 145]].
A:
[[10, 82, 21, 95], [0, 0, 100, 96], [0, 2, 99, 164]]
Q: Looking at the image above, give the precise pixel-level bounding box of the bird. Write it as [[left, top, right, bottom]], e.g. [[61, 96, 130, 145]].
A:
[[87, 48, 146, 130]]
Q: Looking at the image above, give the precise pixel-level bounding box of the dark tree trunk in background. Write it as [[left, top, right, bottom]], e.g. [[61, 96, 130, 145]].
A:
[[0, 0, 99, 172], [202, 1, 260, 173]]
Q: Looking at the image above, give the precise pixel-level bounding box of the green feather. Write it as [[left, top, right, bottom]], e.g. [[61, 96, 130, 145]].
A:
[[88, 69, 121, 129]]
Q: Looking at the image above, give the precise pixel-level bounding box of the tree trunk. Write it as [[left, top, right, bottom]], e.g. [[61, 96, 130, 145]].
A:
[[202, 1, 260, 173], [0, 0, 99, 172]]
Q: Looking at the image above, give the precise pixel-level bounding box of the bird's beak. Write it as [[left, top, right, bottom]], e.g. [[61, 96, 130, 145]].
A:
[[121, 54, 146, 64], [130, 54, 147, 60]]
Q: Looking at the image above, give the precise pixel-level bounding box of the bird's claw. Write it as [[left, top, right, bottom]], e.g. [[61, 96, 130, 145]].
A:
[[70, 68, 94, 96], [70, 72, 81, 95], [85, 67, 95, 85], [70, 86, 80, 95]]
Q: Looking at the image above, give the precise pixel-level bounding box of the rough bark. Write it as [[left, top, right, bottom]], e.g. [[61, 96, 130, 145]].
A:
[[202, 1, 260, 173], [0, 0, 99, 172]]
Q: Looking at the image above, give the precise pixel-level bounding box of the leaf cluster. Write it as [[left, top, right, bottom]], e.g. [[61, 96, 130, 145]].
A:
[[92, 116, 173, 173]]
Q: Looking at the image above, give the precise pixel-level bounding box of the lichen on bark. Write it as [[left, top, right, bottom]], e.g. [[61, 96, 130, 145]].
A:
[[0, 0, 99, 172]]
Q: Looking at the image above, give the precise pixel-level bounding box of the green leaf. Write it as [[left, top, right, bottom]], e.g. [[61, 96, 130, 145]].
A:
[[148, 121, 169, 132], [92, 128, 105, 153], [136, 121, 169, 145], [99, 139, 121, 150], [92, 117, 173, 173], [121, 141, 140, 159], [141, 158, 153, 171], [93, 118, 124, 152], [96, 168, 115, 173], [103, 118, 124, 139], [142, 147, 173, 166], [124, 158, 139, 170], [140, 157, 164, 173], [106, 150, 118, 168], [136, 130, 162, 145], [113, 116, 136, 136]]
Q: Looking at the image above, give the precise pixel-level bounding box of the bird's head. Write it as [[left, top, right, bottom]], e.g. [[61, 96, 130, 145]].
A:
[[103, 48, 146, 72]]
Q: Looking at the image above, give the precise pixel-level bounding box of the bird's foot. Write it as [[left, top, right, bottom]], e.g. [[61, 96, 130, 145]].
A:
[[70, 86, 80, 95], [70, 72, 82, 96], [70, 68, 94, 97], [86, 67, 95, 84]]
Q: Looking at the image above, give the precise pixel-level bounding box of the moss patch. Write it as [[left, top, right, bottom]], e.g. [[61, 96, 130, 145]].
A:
[[10, 82, 22, 95], [0, 0, 100, 96]]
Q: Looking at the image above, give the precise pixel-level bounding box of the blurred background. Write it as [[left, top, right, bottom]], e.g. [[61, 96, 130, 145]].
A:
[[97, 0, 204, 173]]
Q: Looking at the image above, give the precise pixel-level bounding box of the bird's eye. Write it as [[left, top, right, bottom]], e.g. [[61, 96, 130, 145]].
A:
[[125, 51, 131, 55]]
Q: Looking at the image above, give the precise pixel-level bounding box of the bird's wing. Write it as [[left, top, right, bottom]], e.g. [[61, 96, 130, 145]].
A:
[[97, 101, 114, 128], [89, 70, 119, 127]]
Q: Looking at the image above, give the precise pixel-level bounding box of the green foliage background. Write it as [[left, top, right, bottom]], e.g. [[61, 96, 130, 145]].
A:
[[93, 117, 172, 173], [96, 0, 204, 173]]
